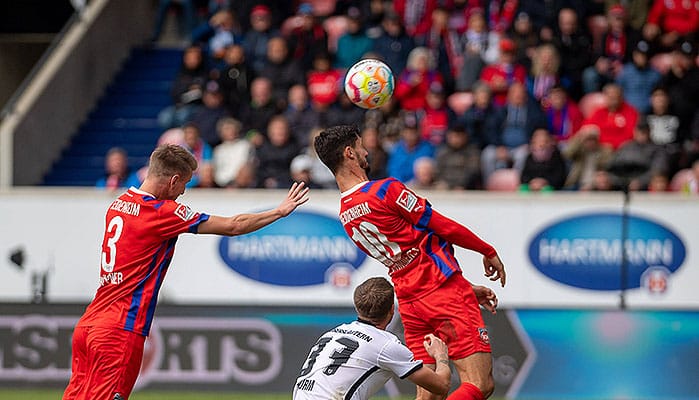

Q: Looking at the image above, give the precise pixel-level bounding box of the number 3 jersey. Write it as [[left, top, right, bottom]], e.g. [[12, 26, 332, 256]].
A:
[[339, 178, 467, 302], [76, 187, 209, 336], [293, 320, 422, 400]]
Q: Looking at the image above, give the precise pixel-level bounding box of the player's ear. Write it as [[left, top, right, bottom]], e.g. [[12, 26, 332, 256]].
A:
[[169, 174, 180, 187], [344, 145, 354, 159]]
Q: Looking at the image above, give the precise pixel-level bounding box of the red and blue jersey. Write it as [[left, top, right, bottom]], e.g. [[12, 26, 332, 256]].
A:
[[339, 178, 495, 302], [77, 187, 209, 336]]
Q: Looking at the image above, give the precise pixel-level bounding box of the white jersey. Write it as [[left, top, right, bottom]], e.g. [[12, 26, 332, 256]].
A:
[[293, 320, 423, 400]]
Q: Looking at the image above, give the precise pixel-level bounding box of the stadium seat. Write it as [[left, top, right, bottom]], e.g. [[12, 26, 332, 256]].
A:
[[447, 91, 474, 115], [578, 92, 607, 118], [486, 169, 521, 191]]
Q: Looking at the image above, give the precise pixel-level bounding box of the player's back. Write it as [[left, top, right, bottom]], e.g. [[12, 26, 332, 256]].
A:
[[77, 187, 208, 336], [339, 178, 461, 301], [293, 321, 421, 400]]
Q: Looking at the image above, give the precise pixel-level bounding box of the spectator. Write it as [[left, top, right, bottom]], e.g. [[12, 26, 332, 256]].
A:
[[181, 122, 213, 188], [648, 171, 671, 193], [360, 125, 388, 180], [484, 0, 519, 34], [519, 128, 568, 191], [372, 12, 415, 75], [407, 156, 439, 190], [552, 8, 592, 99], [460, 81, 500, 149], [509, 11, 539, 70], [286, 3, 329, 71], [394, 47, 444, 111], [435, 125, 482, 190], [582, 4, 635, 94], [334, 8, 374, 69], [324, 91, 368, 128], [95, 147, 140, 190], [259, 36, 305, 110], [543, 85, 583, 146], [584, 83, 638, 150], [188, 80, 229, 147], [284, 84, 320, 148], [455, 9, 490, 91], [481, 82, 547, 182], [196, 162, 219, 188], [479, 37, 527, 107], [643, 0, 699, 52], [239, 77, 280, 145], [306, 51, 342, 111], [386, 114, 435, 182], [562, 124, 614, 191], [526, 43, 561, 103], [646, 87, 682, 174], [685, 159, 699, 193], [158, 45, 208, 129], [607, 118, 668, 191], [242, 5, 279, 75], [393, 0, 438, 37], [255, 115, 300, 188], [616, 40, 661, 114], [215, 43, 253, 118], [419, 82, 450, 146], [295, 127, 337, 189], [415, 6, 461, 92], [658, 41, 699, 147], [289, 153, 323, 189], [206, 10, 240, 61], [212, 117, 254, 188]]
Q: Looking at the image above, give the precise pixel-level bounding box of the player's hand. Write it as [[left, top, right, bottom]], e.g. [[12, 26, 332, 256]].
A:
[[276, 181, 310, 217], [472, 285, 498, 314], [483, 254, 506, 287], [423, 334, 449, 362]]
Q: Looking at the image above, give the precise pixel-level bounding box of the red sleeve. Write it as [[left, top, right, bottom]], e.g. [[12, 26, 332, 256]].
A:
[[646, 1, 664, 25], [156, 201, 210, 238], [426, 209, 497, 258]]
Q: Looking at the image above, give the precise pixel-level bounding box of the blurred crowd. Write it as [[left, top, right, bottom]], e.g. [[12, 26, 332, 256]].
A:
[[97, 0, 699, 193]]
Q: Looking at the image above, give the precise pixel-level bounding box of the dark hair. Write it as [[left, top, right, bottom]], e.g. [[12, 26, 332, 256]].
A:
[[313, 125, 361, 173], [148, 144, 198, 178], [354, 277, 394, 323]]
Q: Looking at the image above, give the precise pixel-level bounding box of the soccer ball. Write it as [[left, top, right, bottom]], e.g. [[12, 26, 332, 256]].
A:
[[344, 59, 394, 109]]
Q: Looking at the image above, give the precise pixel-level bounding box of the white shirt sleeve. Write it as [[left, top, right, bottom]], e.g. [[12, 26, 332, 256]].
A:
[[376, 340, 423, 379]]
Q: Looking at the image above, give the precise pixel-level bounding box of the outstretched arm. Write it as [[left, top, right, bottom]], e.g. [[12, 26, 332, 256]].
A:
[[197, 182, 309, 236]]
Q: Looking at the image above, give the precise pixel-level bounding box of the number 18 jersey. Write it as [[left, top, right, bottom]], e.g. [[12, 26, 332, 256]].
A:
[[293, 320, 422, 400], [339, 178, 462, 302]]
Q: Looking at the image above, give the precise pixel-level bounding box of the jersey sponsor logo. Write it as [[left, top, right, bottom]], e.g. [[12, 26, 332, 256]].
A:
[[528, 213, 686, 291], [175, 204, 196, 221], [220, 211, 367, 286], [396, 190, 418, 212]]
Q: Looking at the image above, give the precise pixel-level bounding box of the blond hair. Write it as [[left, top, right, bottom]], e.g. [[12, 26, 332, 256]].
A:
[[147, 144, 197, 178]]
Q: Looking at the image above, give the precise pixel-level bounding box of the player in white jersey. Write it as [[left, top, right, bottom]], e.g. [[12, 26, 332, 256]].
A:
[[293, 277, 452, 400]]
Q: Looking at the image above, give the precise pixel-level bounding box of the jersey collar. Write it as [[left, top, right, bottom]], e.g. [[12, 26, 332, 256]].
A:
[[340, 181, 369, 198]]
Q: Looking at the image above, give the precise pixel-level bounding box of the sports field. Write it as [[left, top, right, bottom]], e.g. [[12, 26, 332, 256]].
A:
[[0, 390, 423, 400]]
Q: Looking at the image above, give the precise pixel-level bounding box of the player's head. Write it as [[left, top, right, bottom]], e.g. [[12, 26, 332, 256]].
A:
[[146, 144, 197, 199], [354, 277, 395, 327], [314, 125, 369, 175]]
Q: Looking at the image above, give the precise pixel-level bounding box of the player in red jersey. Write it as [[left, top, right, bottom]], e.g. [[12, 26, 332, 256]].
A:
[[314, 125, 505, 400], [63, 144, 309, 400]]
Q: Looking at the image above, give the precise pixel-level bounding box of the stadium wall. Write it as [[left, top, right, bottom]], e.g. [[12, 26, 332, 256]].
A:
[[0, 190, 697, 398]]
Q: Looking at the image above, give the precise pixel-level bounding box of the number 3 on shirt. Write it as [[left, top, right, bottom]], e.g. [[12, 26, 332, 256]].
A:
[[350, 221, 400, 264], [101, 216, 123, 273]]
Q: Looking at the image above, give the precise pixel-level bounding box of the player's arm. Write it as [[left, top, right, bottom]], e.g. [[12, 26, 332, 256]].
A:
[[472, 285, 498, 314], [406, 334, 451, 395], [197, 182, 309, 236], [426, 209, 506, 287]]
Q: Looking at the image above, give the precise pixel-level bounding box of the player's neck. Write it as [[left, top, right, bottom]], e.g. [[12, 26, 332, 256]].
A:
[[336, 167, 369, 192]]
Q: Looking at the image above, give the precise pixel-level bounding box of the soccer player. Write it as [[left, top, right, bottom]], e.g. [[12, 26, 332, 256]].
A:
[[62, 144, 309, 400], [293, 277, 453, 400], [314, 125, 505, 400]]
